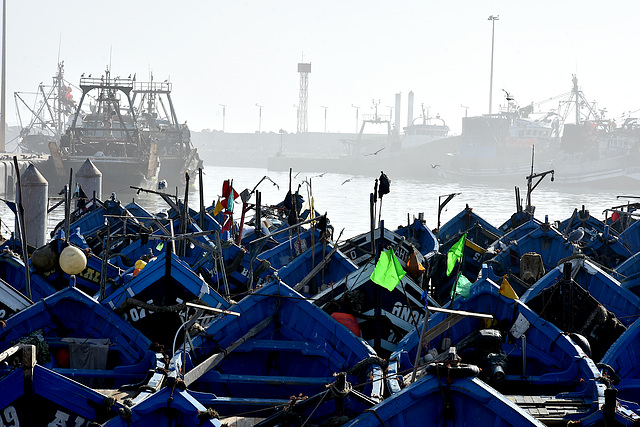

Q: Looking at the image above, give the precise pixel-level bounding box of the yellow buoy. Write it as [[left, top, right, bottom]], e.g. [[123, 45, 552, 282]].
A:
[[133, 259, 147, 277], [59, 245, 87, 275]]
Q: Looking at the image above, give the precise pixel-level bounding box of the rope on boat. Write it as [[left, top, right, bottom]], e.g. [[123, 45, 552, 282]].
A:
[[347, 356, 387, 376], [197, 408, 220, 421]]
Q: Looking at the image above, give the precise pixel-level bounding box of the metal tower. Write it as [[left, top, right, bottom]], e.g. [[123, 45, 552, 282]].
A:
[[297, 62, 311, 133]]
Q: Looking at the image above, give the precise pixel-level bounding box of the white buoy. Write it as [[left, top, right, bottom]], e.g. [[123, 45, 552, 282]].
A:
[[59, 245, 87, 275], [18, 164, 48, 247], [75, 159, 102, 207]]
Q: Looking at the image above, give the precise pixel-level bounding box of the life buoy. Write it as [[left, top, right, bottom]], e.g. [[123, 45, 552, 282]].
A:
[[425, 362, 481, 379], [331, 312, 361, 337]]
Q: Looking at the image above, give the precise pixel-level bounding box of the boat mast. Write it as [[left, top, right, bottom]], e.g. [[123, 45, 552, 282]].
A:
[[573, 75, 580, 125]]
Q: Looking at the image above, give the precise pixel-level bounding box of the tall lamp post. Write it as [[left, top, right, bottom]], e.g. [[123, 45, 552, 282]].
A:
[[460, 104, 469, 118], [321, 106, 328, 132], [351, 104, 359, 133], [256, 103, 263, 132], [219, 104, 226, 132], [488, 15, 499, 115]]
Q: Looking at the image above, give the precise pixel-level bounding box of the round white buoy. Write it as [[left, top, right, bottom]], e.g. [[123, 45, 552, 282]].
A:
[[59, 245, 87, 275]]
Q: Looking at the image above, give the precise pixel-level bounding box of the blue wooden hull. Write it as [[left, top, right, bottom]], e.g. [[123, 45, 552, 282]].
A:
[[0, 286, 153, 388], [342, 375, 546, 426], [183, 279, 383, 410], [390, 275, 604, 403], [101, 250, 230, 350]]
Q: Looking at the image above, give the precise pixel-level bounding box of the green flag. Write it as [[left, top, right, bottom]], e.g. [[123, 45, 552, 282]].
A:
[[446, 232, 467, 276], [451, 272, 472, 299], [370, 249, 406, 291]]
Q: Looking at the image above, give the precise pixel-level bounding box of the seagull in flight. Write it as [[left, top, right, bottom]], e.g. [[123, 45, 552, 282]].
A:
[[341, 178, 353, 185], [312, 172, 327, 178], [365, 147, 386, 156], [431, 164, 440, 168]]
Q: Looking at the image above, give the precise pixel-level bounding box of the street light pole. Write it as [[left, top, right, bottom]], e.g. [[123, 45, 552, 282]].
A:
[[321, 106, 328, 132], [460, 104, 469, 118], [219, 104, 226, 132], [256, 103, 263, 132], [351, 104, 359, 133], [488, 15, 499, 115]]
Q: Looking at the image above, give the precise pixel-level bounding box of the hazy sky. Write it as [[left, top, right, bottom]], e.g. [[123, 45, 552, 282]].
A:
[[5, 1, 640, 136]]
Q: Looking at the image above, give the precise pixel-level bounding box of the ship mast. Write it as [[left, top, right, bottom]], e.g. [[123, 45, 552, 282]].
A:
[[573, 75, 580, 125]]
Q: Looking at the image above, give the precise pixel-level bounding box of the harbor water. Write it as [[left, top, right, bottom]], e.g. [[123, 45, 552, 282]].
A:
[[0, 155, 628, 241]]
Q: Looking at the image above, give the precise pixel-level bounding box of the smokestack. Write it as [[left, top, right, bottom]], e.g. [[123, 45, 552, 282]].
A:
[[407, 91, 414, 129], [394, 93, 401, 135]]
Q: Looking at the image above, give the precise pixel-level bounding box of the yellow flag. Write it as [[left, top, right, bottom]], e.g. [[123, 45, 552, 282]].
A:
[[213, 199, 224, 216], [499, 276, 519, 300]]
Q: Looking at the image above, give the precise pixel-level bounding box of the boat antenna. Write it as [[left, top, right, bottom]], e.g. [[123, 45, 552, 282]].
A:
[[525, 144, 554, 214], [57, 33, 62, 65]]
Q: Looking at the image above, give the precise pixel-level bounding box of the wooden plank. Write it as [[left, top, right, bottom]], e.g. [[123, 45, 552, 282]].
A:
[[425, 306, 493, 319], [0, 345, 21, 364], [184, 315, 274, 387]]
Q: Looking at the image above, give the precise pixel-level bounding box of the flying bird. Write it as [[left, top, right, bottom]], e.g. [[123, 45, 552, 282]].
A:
[[312, 172, 327, 178], [365, 147, 386, 156], [431, 164, 440, 168], [341, 178, 352, 185]]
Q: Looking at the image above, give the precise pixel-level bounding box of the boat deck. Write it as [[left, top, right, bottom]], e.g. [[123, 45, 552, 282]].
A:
[[506, 395, 595, 424]]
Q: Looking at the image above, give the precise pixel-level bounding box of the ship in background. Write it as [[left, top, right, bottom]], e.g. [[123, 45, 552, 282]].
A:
[[131, 75, 202, 189], [438, 75, 640, 188], [193, 91, 453, 180], [16, 64, 202, 193], [42, 69, 158, 193], [14, 61, 76, 155]]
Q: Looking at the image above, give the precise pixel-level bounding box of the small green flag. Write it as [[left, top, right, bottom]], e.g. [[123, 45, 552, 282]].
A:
[[446, 232, 467, 276], [370, 249, 406, 291], [451, 273, 472, 299]]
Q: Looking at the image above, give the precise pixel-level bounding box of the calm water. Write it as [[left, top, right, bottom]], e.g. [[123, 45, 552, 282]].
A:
[[0, 155, 631, 241]]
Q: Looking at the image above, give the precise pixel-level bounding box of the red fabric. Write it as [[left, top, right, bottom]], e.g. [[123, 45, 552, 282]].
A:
[[331, 312, 361, 337]]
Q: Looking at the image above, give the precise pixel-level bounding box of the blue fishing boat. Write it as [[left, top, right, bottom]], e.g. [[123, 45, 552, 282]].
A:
[[101, 246, 230, 350], [277, 240, 358, 295], [483, 220, 575, 285], [523, 257, 640, 328], [341, 373, 546, 426], [600, 317, 640, 404], [253, 372, 378, 426], [0, 362, 124, 426], [101, 387, 222, 426], [0, 277, 32, 320], [615, 252, 640, 297], [338, 223, 431, 269], [312, 258, 438, 357], [0, 286, 154, 388], [0, 248, 58, 301], [177, 278, 384, 415], [389, 272, 605, 417], [393, 216, 440, 257], [437, 204, 502, 247], [523, 260, 629, 362]]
